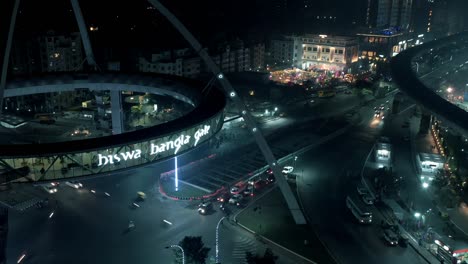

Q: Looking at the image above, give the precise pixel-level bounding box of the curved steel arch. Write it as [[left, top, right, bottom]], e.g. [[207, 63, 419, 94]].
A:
[[146, 0, 306, 224], [391, 31, 468, 136]]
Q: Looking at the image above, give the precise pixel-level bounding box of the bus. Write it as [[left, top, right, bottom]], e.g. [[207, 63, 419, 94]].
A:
[[346, 196, 372, 224], [318, 89, 336, 98]]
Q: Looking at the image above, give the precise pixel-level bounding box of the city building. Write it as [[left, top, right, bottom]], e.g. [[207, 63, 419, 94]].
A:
[[366, 0, 413, 30], [211, 41, 251, 73], [9, 34, 40, 76], [270, 36, 300, 67], [357, 28, 406, 62], [297, 34, 359, 71], [38, 31, 84, 72], [250, 43, 266, 71], [137, 48, 201, 79], [270, 34, 358, 71]]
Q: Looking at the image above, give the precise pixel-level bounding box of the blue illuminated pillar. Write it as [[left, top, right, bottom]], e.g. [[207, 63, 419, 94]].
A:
[[175, 156, 178, 191]]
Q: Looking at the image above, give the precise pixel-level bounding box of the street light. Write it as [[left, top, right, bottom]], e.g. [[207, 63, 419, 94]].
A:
[[414, 212, 421, 218], [165, 245, 185, 264], [216, 216, 226, 264], [422, 182, 429, 189], [447, 87, 453, 93]]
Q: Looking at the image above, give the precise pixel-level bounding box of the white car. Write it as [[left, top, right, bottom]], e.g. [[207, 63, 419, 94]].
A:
[[228, 194, 243, 204], [230, 186, 240, 194], [42, 185, 57, 194], [282, 166, 294, 174], [361, 194, 374, 205], [65, 181, 83, 189]]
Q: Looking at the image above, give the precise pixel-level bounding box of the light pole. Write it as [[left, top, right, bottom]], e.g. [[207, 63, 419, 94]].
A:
[[166, 245, 185, 264], [293, 156, 298, 168], [216, 216, 226, 263]]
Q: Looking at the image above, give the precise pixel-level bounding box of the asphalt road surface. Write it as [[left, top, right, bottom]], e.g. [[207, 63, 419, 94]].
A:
[[295, 96, 429, 264]]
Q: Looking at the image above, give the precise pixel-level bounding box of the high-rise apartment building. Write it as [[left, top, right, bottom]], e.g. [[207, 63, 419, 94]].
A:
[[366, 0, 413, 30], [38, 31, 84, 72]]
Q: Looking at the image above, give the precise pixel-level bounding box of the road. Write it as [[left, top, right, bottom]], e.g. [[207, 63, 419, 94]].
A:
[[5, 92, 364, 264], [7, 164, 276, 264], [295, 97, 429, 264]]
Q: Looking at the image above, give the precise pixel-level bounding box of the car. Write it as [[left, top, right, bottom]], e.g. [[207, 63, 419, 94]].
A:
[[50, 182, 60, 187], [266, 174, 276, 183], [357, 186, 369, 195], [382, 229, 399, 246], [361, 194, 374, 205], [374, 111, 381, 118], [42, 185, 57, 194], [265, 168, 273, 175], [254, 179, 268, 189], [217, 193, 231, 203], [230, 186, 240, 194], [197, 202, 213, 215], [65, 181, 83, 189], [399, 234, 409, 247], [228, 194, 243, 205], [282, 166, 294, 174], [230, 183, 246, 194], [243, 185, 254, 196]]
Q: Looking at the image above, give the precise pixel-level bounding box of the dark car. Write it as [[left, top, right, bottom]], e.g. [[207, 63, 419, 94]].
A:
[[217, 193, 231, 203], [267, 174, 276, 183], [198, 202, 213, 215], [254, 179, 268, 190]]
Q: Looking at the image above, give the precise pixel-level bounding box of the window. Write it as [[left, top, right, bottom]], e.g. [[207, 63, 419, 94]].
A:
[[313, 47, 317, 52], [322, 48, 325, 52], [338, 50, 344, 54], [307, 47, 312, 51], [325, 48, 330, 53]]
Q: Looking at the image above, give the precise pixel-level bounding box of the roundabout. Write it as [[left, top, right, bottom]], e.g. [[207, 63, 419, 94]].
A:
[[0, 72, 225, 184]]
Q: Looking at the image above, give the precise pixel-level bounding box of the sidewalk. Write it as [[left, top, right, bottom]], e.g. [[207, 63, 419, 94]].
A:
[[413, 132, 468, 250]]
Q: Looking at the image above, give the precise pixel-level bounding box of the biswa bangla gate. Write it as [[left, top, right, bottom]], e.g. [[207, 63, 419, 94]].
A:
[[97, 125, 211, 166]]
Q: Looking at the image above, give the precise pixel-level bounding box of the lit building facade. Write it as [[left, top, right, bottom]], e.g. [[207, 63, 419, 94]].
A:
[[297, 34, 359, 71]]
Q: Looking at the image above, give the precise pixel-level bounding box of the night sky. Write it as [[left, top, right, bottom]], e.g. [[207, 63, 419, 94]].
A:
[[13, 0, 368, 49]]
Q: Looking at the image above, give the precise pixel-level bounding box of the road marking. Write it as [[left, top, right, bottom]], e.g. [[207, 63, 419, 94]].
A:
[[163, 219, 173, 225]]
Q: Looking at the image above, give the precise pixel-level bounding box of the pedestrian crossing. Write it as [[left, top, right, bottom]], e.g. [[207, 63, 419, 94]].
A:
[[232, 235, 257, 264], [4, 197, 44, 211]]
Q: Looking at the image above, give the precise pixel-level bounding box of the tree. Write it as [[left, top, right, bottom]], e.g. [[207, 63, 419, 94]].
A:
[[177, 236, 210, 264], [245, 248, 278, 264]]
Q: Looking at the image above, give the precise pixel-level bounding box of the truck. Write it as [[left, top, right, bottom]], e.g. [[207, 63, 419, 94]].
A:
[[346, 195, 373, 224]]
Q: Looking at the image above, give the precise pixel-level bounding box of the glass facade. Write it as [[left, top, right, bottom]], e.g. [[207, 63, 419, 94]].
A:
[[0, 112, 224, 183]]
